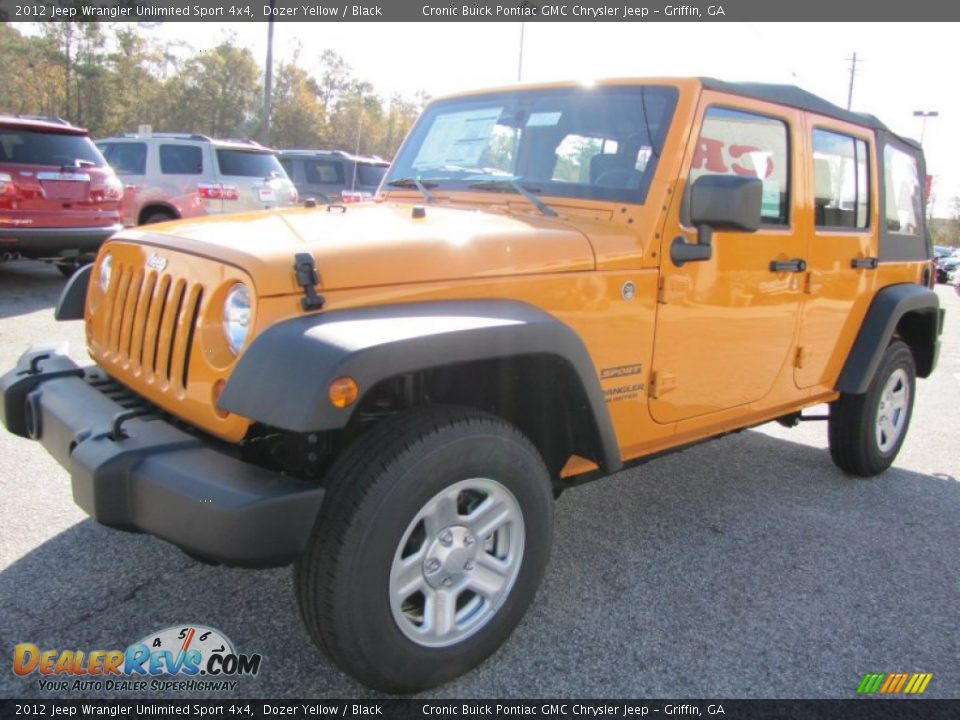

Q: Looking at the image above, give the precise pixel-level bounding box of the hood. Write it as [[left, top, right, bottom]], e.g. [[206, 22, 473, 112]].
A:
[[118, 203, 596, 296]]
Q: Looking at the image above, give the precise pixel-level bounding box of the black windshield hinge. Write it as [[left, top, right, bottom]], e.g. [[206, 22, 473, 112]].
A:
[[293, 253, 325, 312]]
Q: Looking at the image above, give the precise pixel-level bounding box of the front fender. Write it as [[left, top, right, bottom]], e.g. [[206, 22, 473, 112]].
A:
[[219, 299, 622, 472]]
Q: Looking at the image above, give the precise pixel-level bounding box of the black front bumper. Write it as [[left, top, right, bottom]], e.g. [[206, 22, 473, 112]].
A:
[[1, 349, 324, 568]]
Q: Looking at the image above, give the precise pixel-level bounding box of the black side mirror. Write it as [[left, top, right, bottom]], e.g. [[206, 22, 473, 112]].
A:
[[672, 175, 763, 266]]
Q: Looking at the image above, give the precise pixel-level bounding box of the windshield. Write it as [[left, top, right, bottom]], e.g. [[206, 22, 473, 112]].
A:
[[386, 85, 678, 204], [216, 149, 286, 178]]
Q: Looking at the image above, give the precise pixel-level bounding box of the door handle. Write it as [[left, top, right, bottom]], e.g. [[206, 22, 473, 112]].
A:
[[851, 257, 878, 269], [769, 258, 807, 273]]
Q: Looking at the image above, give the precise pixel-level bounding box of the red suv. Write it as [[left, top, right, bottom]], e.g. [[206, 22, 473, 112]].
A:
[[0, 115, 123, 275]]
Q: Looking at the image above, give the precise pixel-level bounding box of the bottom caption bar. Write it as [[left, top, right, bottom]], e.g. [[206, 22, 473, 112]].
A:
[[1, 700, 958, 720]]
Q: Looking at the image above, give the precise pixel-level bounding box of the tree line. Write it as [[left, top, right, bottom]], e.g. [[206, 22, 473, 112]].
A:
[[0, 21, 427, 159]]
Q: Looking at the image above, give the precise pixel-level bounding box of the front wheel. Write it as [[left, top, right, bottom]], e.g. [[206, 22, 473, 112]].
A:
[[295, 406, 554, 693], [828, 341, 916, 476]]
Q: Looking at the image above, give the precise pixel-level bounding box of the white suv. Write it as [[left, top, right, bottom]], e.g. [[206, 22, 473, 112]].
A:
[[96, 133, 298, 226]]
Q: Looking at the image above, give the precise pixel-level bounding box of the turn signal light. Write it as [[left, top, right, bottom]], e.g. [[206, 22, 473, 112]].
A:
[[198, 183, 240, 201], [0, 172, 16, 198], [341, 190, 371, 203], [329, 376, 359, 409]]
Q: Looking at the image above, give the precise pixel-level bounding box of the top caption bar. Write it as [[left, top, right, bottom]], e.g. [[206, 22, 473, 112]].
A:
[[1, 0, 958, 21]]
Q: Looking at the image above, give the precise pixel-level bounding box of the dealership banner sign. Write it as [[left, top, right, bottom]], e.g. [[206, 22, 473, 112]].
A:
[[1, 0, 959, 22]]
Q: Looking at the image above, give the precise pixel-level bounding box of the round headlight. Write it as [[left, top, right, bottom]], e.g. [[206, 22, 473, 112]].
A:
[[223, 283, 252, 355], [98, 253, 112, 293]]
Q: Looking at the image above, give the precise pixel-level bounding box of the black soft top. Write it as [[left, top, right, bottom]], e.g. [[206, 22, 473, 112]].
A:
[[699, 78, 921, 151]]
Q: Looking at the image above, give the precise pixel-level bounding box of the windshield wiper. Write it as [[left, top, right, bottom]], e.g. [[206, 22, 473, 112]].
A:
[[386, 177, 438, 204], [467, 180, 557, 218], [60, 159, 95, 172]]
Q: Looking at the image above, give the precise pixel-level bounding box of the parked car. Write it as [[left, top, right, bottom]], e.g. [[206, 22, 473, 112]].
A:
[[95, 133, 298, 226], [935, 252, 960, 284], [277, 150, 389, 204], [933, 245, 955, 283], [0, 115, 123, 275], [2, 78, 944, 692]]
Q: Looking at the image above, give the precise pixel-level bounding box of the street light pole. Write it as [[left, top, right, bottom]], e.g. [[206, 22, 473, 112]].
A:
[[517, 22, 525, 82], [912, 110, 938, 146], [261, 0, 276, 145]]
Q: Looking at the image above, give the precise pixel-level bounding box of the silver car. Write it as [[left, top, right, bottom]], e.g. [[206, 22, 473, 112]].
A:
[[96, 133, 298, 226]]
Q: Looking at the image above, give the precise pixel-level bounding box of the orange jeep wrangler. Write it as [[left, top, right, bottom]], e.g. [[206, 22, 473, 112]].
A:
[[1, 78, 944, 692]]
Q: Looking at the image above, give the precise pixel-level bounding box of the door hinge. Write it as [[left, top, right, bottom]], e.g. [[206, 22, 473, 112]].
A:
[[649, 371, 677, 398], [657, 275, 690, 304], [794, 346, 808, 369]]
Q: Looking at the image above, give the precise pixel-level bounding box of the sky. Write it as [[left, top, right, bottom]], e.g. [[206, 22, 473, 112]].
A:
[[142, 21, 956, 216]]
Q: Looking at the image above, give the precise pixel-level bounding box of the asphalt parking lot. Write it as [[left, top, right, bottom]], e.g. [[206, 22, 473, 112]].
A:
[[0, 260, 958, 700]]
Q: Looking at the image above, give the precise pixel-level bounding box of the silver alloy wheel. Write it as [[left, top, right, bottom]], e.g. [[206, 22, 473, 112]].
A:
[[876, 368, 910, 453], [388, 477, 525, 648]]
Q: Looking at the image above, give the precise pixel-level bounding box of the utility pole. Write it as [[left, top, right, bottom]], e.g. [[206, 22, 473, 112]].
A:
[[846, 52, 861, 111], [261, 0, 276, 145], [517, 22, 525, 82]]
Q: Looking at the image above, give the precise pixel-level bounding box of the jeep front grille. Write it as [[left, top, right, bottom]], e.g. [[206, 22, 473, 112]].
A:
[[99, 263, 204, 390]]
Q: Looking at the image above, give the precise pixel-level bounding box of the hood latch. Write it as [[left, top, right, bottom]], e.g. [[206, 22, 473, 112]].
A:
[[294, 253, 325, 312]]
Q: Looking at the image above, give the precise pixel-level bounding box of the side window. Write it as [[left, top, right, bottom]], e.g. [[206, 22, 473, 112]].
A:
[[690, 107, 790, 225], [883, 145, 922, 235], [159, 144, 203, 175], [812, 130, 869, 229], [305, 160, 344, 185], [105, 142, 147, 175], [279, 158, 296, 179]]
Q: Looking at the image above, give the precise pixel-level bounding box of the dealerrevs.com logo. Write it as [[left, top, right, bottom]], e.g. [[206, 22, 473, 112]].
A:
[[13, 625, 263, 693]]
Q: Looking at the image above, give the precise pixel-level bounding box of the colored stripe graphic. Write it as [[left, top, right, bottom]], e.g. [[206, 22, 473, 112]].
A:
[[857, 672, 932, 694], [857, 673, 885, 694], [905, 673, 933, 694], [880, 674, 898, 693]]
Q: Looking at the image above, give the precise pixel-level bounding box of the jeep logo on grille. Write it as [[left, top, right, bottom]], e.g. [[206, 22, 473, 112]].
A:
[[146, 253, 168, 271]]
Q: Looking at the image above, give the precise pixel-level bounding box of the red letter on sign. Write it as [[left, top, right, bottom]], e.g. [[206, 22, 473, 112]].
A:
[[692, 137, 727, 173]]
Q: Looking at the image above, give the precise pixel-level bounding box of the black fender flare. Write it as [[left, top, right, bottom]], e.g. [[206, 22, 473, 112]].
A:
[[836, 284, 943, 395], [54, 263, 92, 321], [219, 299, 622, 473]]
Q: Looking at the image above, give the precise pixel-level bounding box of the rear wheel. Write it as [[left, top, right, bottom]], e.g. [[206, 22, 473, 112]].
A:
[[828, 341, 916, 476], [294, 406, 554, 693], [141, 210, 176, 225]]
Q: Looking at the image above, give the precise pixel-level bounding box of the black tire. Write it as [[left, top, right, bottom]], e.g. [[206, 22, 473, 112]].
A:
[[828, 341, 916, 476], [141, 210, 176, 225], [295, 405, 554, 693]]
